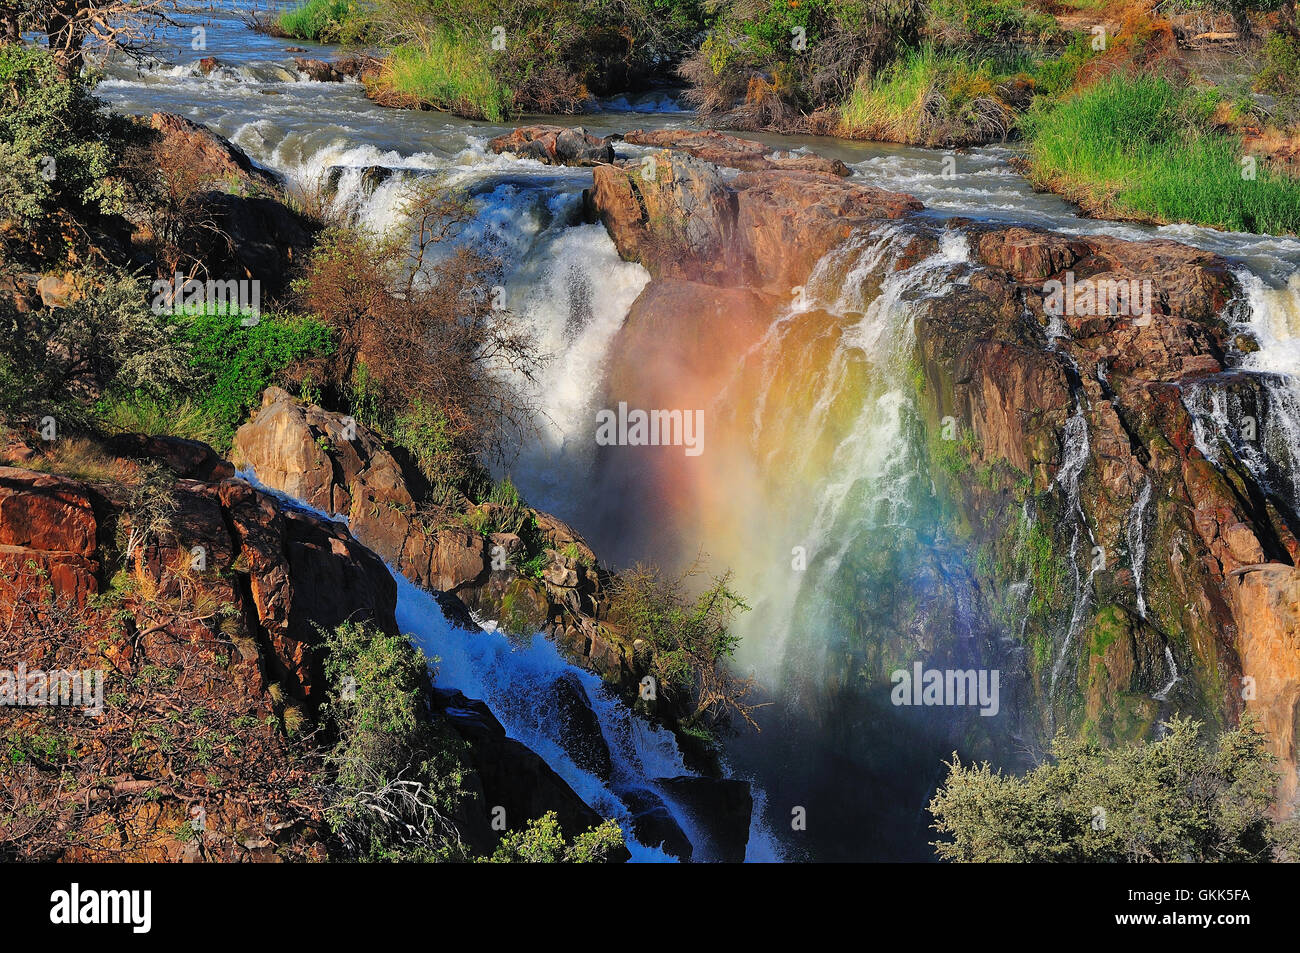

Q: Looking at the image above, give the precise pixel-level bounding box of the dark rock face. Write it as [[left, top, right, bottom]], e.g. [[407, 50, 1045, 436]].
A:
[[616, 786, 692, 861], [489, 125, 616, 167], [550, 672, 614, 781], [140, 113, 317, 296], [104, 433, 236, 482], [656, 777, 753, 863], [147, 112, 278, 189]]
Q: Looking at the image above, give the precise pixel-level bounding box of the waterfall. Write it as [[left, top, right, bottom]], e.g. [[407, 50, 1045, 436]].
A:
[[1153, 645, 1181, 702], [1182, 270, 1300, 513], [1127, 477, 1153, 619]]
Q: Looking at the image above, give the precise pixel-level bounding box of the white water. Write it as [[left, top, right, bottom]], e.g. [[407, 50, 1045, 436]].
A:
[[1127, 478, 1153, 620]]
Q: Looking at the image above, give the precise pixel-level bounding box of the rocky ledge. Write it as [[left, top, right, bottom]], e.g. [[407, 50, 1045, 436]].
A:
[[564, 127, 1300, 809], [0, 435, 624, 861]]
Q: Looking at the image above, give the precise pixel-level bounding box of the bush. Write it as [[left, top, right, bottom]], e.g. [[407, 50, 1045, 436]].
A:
[[930, 716, 1299, 861], [927, 0, 1059, 43], [681, 0, 926, 124], [172, 307, 334, 449], [318, 619, 471, 861], [276, 0, 374, 42], [610, 560, 758, 733], [0, 45, 139, 265], [484, 811, 624, 863], [0, 271, 191, 434]]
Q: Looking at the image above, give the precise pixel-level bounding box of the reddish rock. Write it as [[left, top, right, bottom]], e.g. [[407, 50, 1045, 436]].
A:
[[489, 125, 615, 166], [147, 112, 278, 189], [589, 151, 921, 293], [624, 128, 851, 176], [293, 57, 343, 82]]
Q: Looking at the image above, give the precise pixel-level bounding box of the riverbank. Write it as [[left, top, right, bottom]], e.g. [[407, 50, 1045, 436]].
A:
[[267, 0, 1300, 236]]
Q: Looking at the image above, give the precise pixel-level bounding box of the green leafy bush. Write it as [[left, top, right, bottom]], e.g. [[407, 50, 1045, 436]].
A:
[[0, 44, 136, 246], [930, 716, 1300, 861], [484, 811, 624, 863], [173, 307, 334, 448]]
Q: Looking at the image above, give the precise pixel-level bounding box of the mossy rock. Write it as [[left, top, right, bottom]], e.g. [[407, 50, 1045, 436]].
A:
[[499, 577, 550, 637]]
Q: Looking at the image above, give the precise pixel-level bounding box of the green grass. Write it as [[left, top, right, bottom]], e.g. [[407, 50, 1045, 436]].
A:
[[276, 0, 370, 42], [1023, 72, 1300, 235], [171, 307, 334, 451], [841, 45, 954, 142], [378, 33, 513, 122], [93, 393, 227, 447]]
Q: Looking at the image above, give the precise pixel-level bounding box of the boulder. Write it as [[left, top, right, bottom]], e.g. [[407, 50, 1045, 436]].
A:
[[489, 125, 615, 167], [294, 57, 343, 82], [616, 785, 692, 861], [550, 672, 613, 781], [623, 128, 851, 176], [655, 777, 752, 862], [588, 151, 922, 292]]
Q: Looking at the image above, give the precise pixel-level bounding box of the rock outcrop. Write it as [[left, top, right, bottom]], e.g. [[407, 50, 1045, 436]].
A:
[[622, 128, 852, 176], [489, 125, 616, 167], [0, 435, 625, 861], [231, 387, 645, 694], [587, 150, 922, 292]]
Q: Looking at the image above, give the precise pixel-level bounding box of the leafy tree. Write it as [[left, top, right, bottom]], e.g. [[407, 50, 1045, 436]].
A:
[[929, 716, 1300, 862], [610, 558, 761, 733], [0, 44, 138, 259], [318, 619, 472, 861]]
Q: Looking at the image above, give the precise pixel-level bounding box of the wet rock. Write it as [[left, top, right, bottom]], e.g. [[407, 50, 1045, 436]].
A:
[[294, 57, 343, 82], [617, 786, 692, 861], [655, 777, 752, 862], [550, 672, 613, 780], [489, 125, 616, 167], [623, 128, 851, 176], [1230, 563, 1300, 810], [197, 56, 220, 75]]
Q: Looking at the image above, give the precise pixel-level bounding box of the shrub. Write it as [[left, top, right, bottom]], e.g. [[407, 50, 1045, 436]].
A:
[[610, 560, 758, 733], [172, 306, 334, 449], [318, 619, 471, 861], [0, 44, 137, 257], [484, 811, 624, 863], [930, 716, 1299, 861], [276, 0, 374, 42]]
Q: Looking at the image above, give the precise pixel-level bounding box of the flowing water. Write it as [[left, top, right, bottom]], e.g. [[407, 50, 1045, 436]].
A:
[[104, 2, 1300, 861]]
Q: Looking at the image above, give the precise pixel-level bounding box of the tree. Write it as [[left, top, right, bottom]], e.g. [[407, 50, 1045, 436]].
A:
[[610, 558, 763, 733], [1, 0, 176, 79], [294, 180, 540, 482], [929, 717, 1300, 862]]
